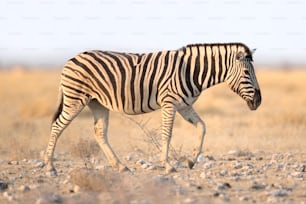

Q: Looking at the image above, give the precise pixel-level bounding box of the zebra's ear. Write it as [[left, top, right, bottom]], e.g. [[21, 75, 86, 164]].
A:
[[251, 48, 256, 54]]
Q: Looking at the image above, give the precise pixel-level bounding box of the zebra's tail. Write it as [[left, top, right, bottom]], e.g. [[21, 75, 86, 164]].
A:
[[51, 87, 63, 124]]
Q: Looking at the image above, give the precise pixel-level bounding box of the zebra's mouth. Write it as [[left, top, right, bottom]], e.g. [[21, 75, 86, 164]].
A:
[[247, 89, 261, 111]]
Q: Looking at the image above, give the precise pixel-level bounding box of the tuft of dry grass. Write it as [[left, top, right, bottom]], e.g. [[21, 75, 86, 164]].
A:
[[69, 138, 103, 169], [70, 168, 113, 192]]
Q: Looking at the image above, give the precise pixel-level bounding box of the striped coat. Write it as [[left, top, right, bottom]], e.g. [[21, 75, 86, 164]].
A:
[[44, 43, 261, 175]]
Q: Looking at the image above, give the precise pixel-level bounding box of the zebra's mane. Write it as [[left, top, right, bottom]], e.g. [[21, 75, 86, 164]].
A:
[[181, 43, 253, 60]]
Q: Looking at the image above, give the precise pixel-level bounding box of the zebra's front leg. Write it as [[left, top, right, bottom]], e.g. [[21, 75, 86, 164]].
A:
[[160, 103, 177, 173], [178, 106, 206, 169]]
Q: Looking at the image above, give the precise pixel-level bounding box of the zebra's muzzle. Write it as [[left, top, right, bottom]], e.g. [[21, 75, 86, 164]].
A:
[[247, 89, 261, 110]]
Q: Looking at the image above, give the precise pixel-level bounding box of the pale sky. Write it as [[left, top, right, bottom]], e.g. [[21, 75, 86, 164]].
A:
[[0, 0, 305, 67]]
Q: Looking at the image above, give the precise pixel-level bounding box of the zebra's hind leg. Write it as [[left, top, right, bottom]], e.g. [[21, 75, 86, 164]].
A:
[[178, 106, 206, 169], [88, 100, 129, 172], [44, 94, 88, 176]]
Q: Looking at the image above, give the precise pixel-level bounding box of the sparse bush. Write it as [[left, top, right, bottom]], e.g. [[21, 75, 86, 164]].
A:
[[124, 116, 185, 163], [70, 138, 102, 169], [70, 168, 113, 192]]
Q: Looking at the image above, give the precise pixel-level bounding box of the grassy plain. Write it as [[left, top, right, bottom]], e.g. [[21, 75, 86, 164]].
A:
[[0, 67, 305, 203]]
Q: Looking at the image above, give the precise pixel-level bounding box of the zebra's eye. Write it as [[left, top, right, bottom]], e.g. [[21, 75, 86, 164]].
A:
[[244, 70, 250, 75]]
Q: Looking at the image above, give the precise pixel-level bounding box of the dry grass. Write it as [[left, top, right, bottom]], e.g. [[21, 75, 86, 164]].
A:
[[0, 67, 305, 161]]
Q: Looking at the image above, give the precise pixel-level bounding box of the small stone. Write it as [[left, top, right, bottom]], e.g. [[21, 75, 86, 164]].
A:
[[3, 192, 16, 201], [291, 171, 303, 178], [173, 185, 185, 196], [141, 163, 151, 169], [269, 189, 288, 197], [95, 165, 107, 170], [183, 197, 196, 204], [73, 185, 80, 193], [125, 155, 132, 161], [239, 195, 251, 201], [52, 194, 61, 203], [147, 165, 156, 170], [8, 160, 19, 165], [136, 159, 145, 166], [203, 161, 214, 169], [200, 172, 208, 179], [34, 161, 45, 168], [219, 170, 228, 176], [228, 149, 239, 155], [219, 193, 230, 201], [233, 162, 242, 169], [152, 175, 174, 184], [216, 183, 231, 191], [36, 197, 47, 204], [0, 180, 8, 192], [139, 200, 149, 204], [197, 154, 206, 163], [19, 185, 30, 192], [251, 182, 266, 190]]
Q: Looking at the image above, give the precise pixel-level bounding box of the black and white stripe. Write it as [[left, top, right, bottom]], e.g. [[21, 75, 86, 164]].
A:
[[44, 43, 261, 175]]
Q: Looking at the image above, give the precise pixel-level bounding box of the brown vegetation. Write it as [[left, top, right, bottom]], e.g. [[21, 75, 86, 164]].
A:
[[0, 67, 305, 203]]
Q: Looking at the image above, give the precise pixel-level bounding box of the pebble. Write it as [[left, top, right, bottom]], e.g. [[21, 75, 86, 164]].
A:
[[216, 183, 231, 191], [0, 180, 8, 192], [136, 159, 145, 166], [216, 192, 230, 201], [19, 185, 31, 192], [130, 200, 149, 204], [203, 161, 214, 169], [34, 161, 45, 168], [291, 171, 303, 178], [183, 197, 197, 204], [73, 185, 81, 193], [251, 182, 266, 190], [3, 192, 16, 201], [146, 165, 156, 170], [125, 155, 132, 161], [219, 170, 228, 176], [239, 195, 252, 201], [141, 163, 151, 169], [8, 160, 19, 165], [152, 175, 174, 184], [200, 172, 210, 179], [173, 185, 185, 196], [197, 154, 206, 163], [232, 161, 243, 169], [269, 189, 289, 197]]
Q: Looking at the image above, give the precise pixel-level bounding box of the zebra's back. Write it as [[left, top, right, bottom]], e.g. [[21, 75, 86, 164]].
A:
[[61, 50, 179, 114]]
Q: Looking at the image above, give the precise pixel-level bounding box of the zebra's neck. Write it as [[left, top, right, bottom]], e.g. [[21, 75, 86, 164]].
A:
[[180, 44, 231, 93]]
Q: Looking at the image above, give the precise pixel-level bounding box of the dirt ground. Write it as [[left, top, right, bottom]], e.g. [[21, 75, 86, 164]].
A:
[[0, 67, 305, 204]]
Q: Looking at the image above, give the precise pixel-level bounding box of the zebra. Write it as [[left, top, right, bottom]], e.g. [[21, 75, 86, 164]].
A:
[[44, 43, 261, 176]]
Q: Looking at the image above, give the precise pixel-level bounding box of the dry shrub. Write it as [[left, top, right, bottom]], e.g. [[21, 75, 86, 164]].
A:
[[70, 168, 113, 192], [124, 116, 185, 162], [70, 138, 102, 169]]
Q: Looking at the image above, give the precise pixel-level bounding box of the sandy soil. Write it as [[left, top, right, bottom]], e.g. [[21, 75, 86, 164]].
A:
[[0, 68, 305, 203]]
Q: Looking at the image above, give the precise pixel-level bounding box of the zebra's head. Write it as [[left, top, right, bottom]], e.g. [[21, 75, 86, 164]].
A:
[[225, 45, 261, 110]]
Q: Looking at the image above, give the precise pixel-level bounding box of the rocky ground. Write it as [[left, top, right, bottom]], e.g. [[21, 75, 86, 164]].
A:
[[0, 149, 305, 204]]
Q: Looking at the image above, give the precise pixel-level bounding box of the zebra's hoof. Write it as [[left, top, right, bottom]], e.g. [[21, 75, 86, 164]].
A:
[[46, 169, 58, 177], [119, 165, 131, 173], [165, 164, 176, 174], [187, 159, 195, 169]]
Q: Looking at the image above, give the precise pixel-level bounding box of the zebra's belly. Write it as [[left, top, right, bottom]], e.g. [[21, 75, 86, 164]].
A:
[[97, 96, 161, 115]]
